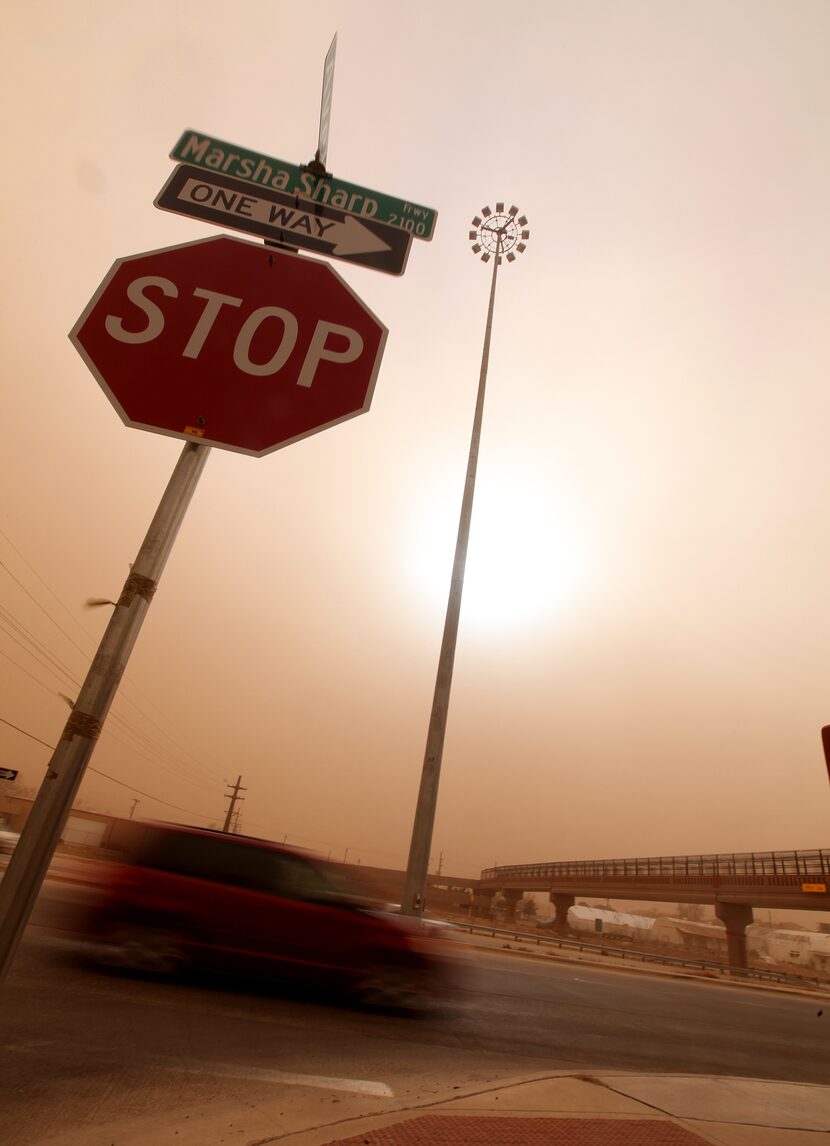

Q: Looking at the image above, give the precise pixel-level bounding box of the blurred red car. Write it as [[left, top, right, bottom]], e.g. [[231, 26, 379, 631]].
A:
[[85, 822, 441, 1009]]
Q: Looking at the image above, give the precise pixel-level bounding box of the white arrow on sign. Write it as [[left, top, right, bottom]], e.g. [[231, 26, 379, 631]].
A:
[[270, 206, 391, 256], [178, 177, 391, 258]]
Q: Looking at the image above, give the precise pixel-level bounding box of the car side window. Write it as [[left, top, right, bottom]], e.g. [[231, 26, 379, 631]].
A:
[[139, 831, 277, 894], [267, 853, 335, 902], [136, 829, 342, 901]]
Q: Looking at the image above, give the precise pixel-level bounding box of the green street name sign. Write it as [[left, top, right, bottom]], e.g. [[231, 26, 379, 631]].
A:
[[170, 131, 437, 242]]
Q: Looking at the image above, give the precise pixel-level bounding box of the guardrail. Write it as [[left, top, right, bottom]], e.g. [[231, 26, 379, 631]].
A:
[[452, 921, 826, 989], [481, 848, 830, 882]]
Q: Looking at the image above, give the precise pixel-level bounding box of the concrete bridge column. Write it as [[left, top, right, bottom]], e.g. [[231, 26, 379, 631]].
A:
[[549, 892, 575, 933], [473, 891, 494, 919], [501, 889, 523, 922], [714, 902, 753, 969]]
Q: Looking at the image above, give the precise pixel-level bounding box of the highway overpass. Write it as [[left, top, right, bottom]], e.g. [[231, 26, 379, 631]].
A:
[[477, 848, 829, 967]]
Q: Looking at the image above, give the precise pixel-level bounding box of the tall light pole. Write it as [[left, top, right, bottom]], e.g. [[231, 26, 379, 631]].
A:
[[401, 204, 530, 916]]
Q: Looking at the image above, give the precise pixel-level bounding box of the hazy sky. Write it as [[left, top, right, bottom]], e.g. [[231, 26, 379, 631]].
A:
[[2, 1, 830, 880]]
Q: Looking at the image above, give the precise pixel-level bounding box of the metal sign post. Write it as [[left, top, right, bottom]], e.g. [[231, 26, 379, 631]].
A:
[[0, 440, 209, 981], [315, 34, 337, 172]]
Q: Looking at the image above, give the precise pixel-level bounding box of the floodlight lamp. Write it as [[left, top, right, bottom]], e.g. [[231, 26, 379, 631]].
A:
[[468, 203, 530, 263]]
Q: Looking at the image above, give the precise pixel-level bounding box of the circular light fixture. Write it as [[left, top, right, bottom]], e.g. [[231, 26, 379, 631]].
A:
[[469, 204, 530, 263]]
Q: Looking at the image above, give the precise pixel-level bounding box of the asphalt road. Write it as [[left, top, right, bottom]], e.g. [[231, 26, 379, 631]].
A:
[[2, 918, 828, 1145]]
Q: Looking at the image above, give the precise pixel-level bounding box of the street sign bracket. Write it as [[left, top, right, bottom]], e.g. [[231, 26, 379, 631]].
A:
[[302, 157, 331, 179]]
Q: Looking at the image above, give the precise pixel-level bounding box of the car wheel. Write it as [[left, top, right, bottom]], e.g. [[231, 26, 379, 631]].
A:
[[98, 924, 189, 976]]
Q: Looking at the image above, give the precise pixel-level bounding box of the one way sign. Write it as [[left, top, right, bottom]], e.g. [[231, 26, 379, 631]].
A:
[[0, 768, 18, 781], [156, 165, 412, 276]]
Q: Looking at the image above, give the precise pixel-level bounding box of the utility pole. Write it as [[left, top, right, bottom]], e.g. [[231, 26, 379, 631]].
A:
[[129, 798, 139, 820], [222, 776, 246, 833]]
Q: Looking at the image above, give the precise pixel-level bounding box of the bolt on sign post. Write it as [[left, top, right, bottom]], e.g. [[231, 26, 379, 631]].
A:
[[0, 235, 387, 981]]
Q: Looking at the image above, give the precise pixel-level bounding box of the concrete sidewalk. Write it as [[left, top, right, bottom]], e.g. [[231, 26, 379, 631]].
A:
[[27, 1069, 830, 1145], [282, 1071, 830, 1146]]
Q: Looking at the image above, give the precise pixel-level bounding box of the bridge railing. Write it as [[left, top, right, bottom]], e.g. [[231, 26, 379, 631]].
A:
[[480, 848, 830, 882]]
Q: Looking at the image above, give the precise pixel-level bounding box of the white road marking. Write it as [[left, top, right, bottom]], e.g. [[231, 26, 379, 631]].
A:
[[167, 1061, 393, 1097]]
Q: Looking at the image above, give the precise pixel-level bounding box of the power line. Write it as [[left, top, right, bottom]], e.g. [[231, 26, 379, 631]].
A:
[[97, 724, 222, 796], [0, 715, 215, 820], [0, 526, 97, 646], [0, 646, 62, 696], [0, 643, 222, 796], [111, 685, 228, 786], [84, 769, 215, 820], [0, 607, 81, 690], [0, 558, 89, 659], [0, 604, 227, 788], [0, 717, 478, 874], [0, 714, 53, 750], [0, 544, 228, 789], [0, 531, 227, 785]]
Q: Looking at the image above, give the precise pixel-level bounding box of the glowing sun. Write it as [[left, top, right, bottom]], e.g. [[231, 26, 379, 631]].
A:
[[406, 467, 591, 632]]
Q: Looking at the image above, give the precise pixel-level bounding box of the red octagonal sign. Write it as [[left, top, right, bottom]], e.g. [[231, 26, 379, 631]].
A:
[[70, 235, 388, 456]]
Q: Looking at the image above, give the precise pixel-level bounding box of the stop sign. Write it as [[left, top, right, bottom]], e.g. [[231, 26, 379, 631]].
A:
[[69, 235, 387, 456]]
